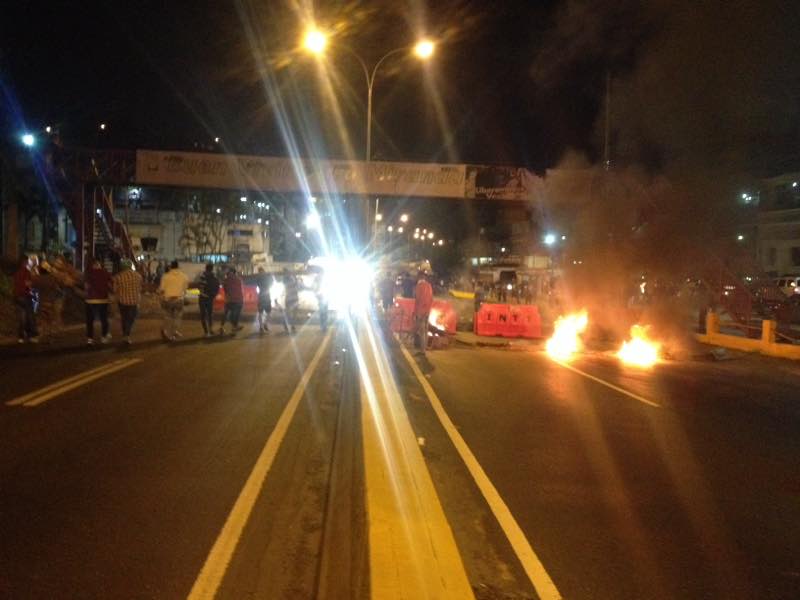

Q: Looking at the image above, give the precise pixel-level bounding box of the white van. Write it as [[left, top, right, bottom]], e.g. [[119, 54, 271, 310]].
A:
[[774, 276, 800, 297]]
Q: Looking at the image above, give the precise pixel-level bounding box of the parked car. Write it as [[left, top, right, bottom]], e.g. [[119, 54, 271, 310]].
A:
[[774, 275, 800, 297]]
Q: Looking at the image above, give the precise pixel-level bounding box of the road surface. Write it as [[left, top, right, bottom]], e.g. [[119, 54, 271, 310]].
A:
[[2, 315, 800, 599]]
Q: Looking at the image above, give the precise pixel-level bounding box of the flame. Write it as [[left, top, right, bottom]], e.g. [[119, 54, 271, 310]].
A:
[[546, 310, 588, 361], [617, 325, 660, 368]]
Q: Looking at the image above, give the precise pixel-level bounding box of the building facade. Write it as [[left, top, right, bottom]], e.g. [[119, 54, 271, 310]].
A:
[[756, 172, 800, 276]]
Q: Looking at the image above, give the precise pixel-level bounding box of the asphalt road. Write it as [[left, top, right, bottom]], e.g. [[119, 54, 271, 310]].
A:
[[407, 344, 800, 600], [3, 314, 800, 600]]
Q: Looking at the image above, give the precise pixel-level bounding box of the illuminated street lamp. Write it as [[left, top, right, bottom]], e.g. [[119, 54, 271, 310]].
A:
[[303, 28, 328, 54], [544, 233, 557, 246], [387, 225, 394, 232], [438, 239, 444, 246], [375, 213, 383, 222], [414, 40, 435, 59], [398, 226, 404, 233], [303, 30, 435, 242], [21, 133, 35, 147], [427, 232, 434, 239], [400, 213, 409, 223]]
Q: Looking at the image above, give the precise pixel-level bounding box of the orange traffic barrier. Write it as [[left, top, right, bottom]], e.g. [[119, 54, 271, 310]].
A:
[[475, 303, 542, 338], [214, 284, 259, 311]]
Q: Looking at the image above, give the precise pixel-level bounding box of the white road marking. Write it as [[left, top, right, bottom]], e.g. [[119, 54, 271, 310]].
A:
[[6, 359, 143, 407], [551, 358, 661, 408], [186, 328, 333, 600], [398, 340, 563, 600]]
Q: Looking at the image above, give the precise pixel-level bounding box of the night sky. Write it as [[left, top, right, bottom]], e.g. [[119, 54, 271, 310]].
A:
[[2, 0, 799, 177]]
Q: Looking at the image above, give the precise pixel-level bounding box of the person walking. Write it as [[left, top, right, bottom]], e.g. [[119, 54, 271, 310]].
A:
[[13, 255, 39, 343], [414, 269, 433, 356], [282, 269, 299, 334], [198, 263, 220, 337], [158, 260, 188, 341], [255, 267, 272, 333], [219, 268, 244, 335], [113, 259, 143, 344], [85, 258, 113, 344]]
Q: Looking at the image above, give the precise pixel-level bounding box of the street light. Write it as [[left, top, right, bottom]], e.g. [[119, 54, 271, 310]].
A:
[[375, 213, 383, 222], [400, 213, 409, 223], [21, 133, 35, 147], [427, 232, 434, 239], [302, 31, 435, 243], [544, 233, 557, 246], [303, 28, 328, 54]]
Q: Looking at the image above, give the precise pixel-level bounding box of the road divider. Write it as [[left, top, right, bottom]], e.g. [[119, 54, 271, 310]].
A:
[[397, 338, 562, 600], [361, 326, 474, 599], [187, 328, 333, 600], [5, 358, 144, 408]]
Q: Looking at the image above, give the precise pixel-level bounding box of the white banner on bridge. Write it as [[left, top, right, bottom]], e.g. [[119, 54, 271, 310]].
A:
[[135, 150, 474, 199]]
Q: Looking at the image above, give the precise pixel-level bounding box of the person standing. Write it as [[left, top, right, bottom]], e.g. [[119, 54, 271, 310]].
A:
[[113, 259, 143, 344], [379, 272, 395, 312], [220, 268, 244, 335], [282, 269, 299, 334], [85, 258, 113, 344], [13, 255, 39, 343], [255, 267, 272, 333], [158, 260, 188, 341], [198, 263, 220, 337], [414, 270, 433, 356]]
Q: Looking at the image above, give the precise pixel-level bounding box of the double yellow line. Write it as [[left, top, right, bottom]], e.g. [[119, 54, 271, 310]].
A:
[[5, 358, 143, 408]]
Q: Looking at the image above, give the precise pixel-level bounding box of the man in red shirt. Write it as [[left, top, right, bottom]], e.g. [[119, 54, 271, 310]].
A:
[[85, 258, 113, 344], [220, 268, 245, 335], [13, 255, 39, 343], [414, 270, 433, 356]]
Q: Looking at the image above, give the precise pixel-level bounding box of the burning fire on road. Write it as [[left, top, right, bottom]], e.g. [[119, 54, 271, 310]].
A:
[[617, 324, 660, 368], [546, 310, 588, 361]]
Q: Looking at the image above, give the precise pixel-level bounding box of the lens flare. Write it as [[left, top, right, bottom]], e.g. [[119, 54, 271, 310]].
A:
[[546, 310, 588, 361], [617, 325, 660, 368]]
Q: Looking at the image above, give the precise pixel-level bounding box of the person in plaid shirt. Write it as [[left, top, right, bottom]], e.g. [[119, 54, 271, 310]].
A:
[[113, 259, 143, 345]]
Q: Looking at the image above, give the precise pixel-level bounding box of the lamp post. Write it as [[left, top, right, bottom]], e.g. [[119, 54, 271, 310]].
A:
[[303, 30, 435, 244]]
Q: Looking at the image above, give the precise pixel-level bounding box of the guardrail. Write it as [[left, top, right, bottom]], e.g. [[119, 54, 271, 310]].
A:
[[696, 312, 800, 359]]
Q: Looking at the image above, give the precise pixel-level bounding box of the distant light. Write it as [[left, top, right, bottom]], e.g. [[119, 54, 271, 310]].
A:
[[99, 123, 107, 131], [500, 246, 506, 253], [414, 39, 435, 60], [400, 213, 409, 223], [45, 126, 52, 134], [305, 211, 321, 230], [303, 29, 328, 55], [309, 196, 317, 204], [387, 225, 393, 232], [423, 228, 427, 234], [21, 133, 35, 147], [741, 193, 748, 200], [413, 232, 420, 239], [561, 235, 567, 240], [415, 227, 420, 232], [375, 213, 383, 222], [239, 214, 247, 219], [398, 226, 404, 233], [544, 233, 557, 246], [214, 136, 220, 143], [215, 208, 221, 214], [794, 182, 798, 188], [265, 220, 269, 225], [427, 232, 434, 239], [438, 239, 444, 246], [257, 218, 262, 224], [240, 196, 247, 202], [737, 234, 744, 241]]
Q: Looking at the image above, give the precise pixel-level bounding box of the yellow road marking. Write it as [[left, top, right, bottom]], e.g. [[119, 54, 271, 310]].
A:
[[360, 325, 474, 599], [398, 339, 563, 600], [551, 358, 661, 408], [6, 359, 144, 407], [187, 328, 333, 600]]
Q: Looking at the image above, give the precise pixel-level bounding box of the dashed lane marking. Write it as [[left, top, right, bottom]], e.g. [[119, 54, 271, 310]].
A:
[[551, 358, 661, 408], [398, 339, 563, 600], [186, 328, 333, 600], [5, 358, 144, 407]]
